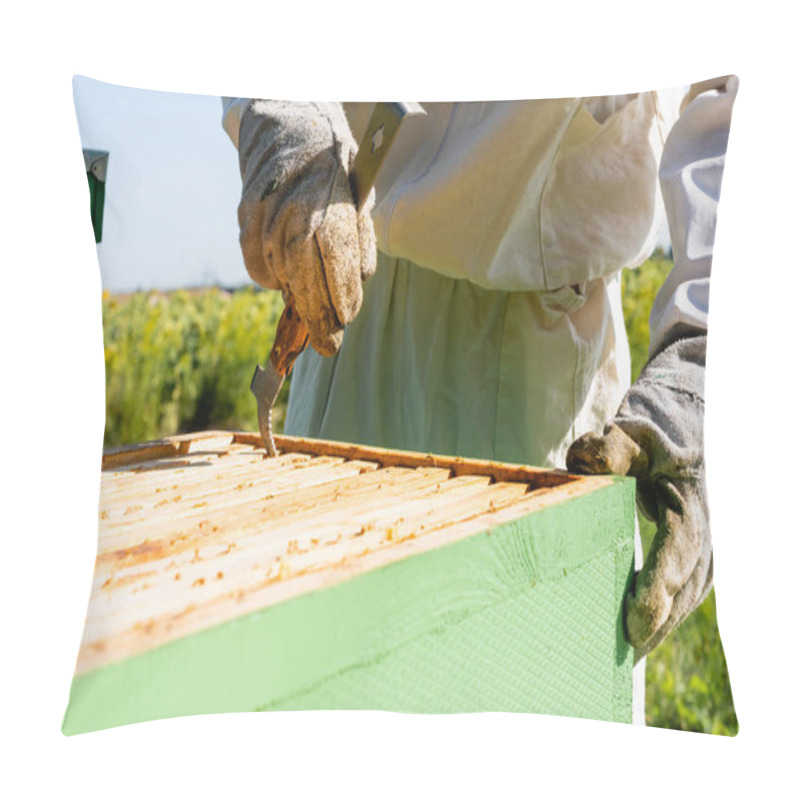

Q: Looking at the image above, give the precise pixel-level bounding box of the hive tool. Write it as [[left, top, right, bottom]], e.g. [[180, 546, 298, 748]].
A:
[[250, 101, 425, 456]]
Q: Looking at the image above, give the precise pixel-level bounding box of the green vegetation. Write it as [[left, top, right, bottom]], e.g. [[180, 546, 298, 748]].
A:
[[101, 286, 289, 447], [100, 252, 737, 734], [621, 249, 673, 381]]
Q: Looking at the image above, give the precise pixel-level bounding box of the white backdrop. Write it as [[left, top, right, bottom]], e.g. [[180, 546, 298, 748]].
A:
[[2, 2, 796, 797]]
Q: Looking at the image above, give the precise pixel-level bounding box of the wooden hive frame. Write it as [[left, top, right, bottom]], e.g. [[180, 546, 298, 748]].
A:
[[63, 430, 636, 734]]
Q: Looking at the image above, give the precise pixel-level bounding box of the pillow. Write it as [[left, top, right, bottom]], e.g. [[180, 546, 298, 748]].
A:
[[63, 75, 738, 736]]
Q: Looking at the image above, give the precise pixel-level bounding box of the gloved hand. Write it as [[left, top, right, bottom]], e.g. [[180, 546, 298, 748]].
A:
[[566, 331, 711, 661], [237, 100, 377, 356]]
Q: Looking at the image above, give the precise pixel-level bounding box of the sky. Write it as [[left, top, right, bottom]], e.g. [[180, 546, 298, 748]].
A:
[[73, 75, 248, 293]]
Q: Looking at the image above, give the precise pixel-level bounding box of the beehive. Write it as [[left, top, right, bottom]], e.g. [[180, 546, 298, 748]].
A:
[[63, 430, 636, 735]]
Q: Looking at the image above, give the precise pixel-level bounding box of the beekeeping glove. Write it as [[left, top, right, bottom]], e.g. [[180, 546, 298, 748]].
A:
[[237, 100, 377, 356], [566, 330, 710, 661]]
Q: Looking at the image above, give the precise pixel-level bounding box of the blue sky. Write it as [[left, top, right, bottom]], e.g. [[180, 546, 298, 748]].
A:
[[73, 76, 247, 293]]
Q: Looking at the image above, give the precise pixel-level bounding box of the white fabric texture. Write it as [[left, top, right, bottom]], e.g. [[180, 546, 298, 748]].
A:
[[649, 76, 738, 354], [283, 255, 630, 468]]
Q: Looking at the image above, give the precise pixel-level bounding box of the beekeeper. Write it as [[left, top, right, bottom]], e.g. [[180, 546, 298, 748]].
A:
[[221, 76, 737, 665]]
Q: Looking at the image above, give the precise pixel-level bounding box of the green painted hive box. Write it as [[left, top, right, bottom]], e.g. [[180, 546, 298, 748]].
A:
[[63, 430, 636, 735]]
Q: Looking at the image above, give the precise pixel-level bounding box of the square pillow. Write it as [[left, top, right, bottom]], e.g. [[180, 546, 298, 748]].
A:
[[63, 76, 738, 736]]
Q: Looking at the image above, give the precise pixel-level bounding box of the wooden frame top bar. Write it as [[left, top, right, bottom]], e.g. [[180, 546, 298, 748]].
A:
[[103, 430, 577, 489]]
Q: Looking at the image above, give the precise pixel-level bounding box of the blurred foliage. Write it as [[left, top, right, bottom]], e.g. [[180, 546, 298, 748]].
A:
[[102, 286, 289, 447], [100, 251, 737, 734], [620, 248, 672, 382]]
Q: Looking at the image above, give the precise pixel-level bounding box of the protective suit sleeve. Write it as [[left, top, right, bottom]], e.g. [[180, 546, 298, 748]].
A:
[[648, 76, 738, 356]]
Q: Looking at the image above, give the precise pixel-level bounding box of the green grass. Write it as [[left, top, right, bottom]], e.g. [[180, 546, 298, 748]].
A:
[[100, 254, 737, 734]]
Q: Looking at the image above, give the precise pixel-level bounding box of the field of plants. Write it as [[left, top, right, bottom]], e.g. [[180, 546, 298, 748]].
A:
[[102, 286, 290, 447], [100, 252, 737, 734]]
